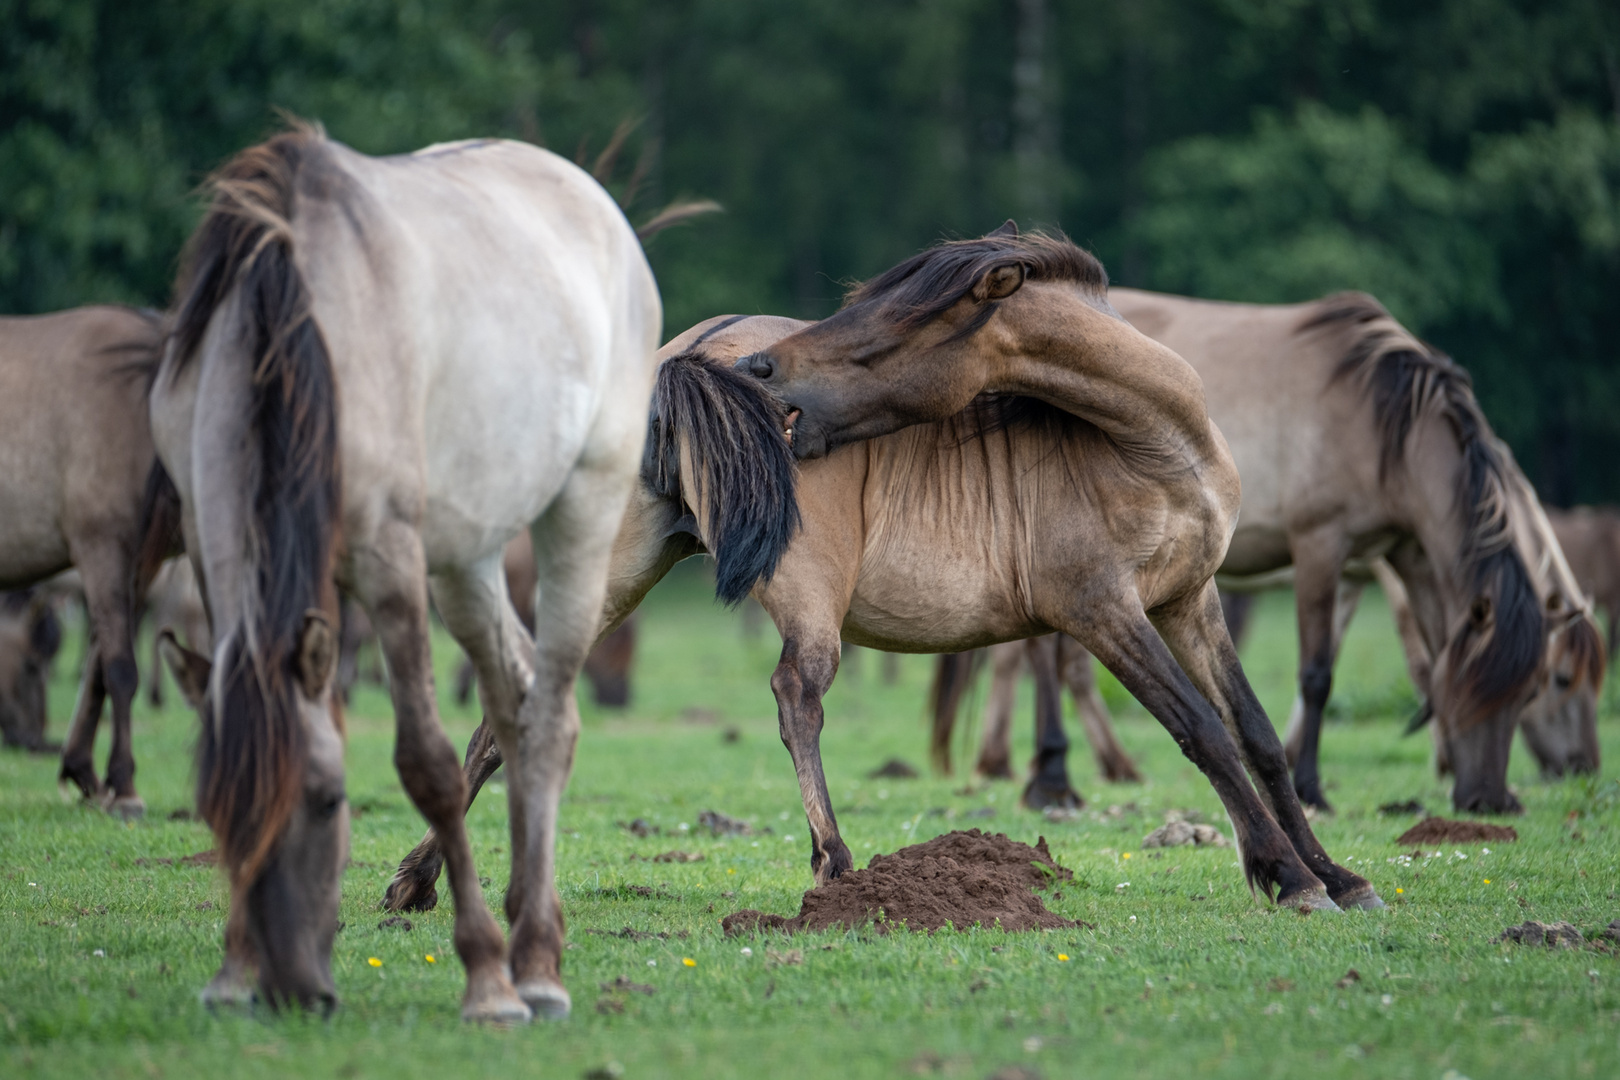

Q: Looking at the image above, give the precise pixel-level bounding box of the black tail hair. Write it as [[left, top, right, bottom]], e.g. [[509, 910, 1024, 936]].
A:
[[642, 351, 800, 605], [171, 123, 342, 882]]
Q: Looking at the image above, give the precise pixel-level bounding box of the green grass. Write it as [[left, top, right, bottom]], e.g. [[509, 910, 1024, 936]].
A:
[[4, 564, 1618, 1079]]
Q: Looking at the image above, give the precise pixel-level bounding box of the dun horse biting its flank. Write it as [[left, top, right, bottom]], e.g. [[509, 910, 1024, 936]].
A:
[[150, 122, 660, 1020], [387, 225, 1383, 915], [0, 306, 173, 814]]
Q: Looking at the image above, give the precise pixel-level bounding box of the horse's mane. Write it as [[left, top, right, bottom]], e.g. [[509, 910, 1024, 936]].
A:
[[1302, 292, 1543, 726], [170, 120, 342, 882], [842, 231, 1107, 338], [644, 350, 801, 605]]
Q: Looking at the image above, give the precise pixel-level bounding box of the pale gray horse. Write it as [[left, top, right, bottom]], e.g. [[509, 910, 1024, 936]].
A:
[[150, 123, 659, 1022]]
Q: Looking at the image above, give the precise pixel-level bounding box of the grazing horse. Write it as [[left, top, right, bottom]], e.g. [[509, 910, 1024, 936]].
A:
[[0, 306, 170, 815], [388, 230, 1382, 915], [1547, 506, 1620, 660], [1092, 288, 1549, 813], [148, 123, 660, 1020]]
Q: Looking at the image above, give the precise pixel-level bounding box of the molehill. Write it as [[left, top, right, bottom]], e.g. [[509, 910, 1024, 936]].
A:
[[721, 829, 1079, 935]]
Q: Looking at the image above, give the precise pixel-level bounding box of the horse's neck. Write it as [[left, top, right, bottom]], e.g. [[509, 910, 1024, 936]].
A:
[[994, 291, 1216, 466], [1395, 419, 1490, 611]]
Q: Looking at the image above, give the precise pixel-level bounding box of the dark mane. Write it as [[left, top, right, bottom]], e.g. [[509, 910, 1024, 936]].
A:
[[1303, 292, 1543, 726], [171, 121, 342, 882], [643, 350, 801, 605], [842, 231, 1107, 338]]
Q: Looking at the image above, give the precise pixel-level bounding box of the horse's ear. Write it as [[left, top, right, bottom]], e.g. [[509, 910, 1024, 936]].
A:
[[973, 262, 1025, 303], [986, 219, 1019, 239], [297, 610, 337, 700], [158, 630, 211, 709]]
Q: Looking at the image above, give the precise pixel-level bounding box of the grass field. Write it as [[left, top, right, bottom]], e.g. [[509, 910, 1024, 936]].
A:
[[3, 563, 1618, 1079]]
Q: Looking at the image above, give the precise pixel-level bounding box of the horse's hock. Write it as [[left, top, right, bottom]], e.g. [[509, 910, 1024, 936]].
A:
[[721, 829, 1080, 935]]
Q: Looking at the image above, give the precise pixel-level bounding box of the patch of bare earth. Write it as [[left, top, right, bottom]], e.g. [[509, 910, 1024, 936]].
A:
[[721, 829, 1082, 935], [1394, 817, 1517, 845]]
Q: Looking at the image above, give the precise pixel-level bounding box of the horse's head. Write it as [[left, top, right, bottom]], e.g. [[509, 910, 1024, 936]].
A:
[[161, 613, 348, 1012], [738, 223, 1104, 460], [1519, 603, 1604, 778]]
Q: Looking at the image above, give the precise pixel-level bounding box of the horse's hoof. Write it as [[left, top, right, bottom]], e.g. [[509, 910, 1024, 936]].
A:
[[515, 979, 572, 1020], [58, 767, 101, 803], [462, 972, 534, 1025], [382, 866, 439, 913], [1021, 780, 1083, 812], [106, 796, 146, 820], [199, 973, 257, 1011], [1280, 887, 1341, 913], [1333, 883, 1387, 911]]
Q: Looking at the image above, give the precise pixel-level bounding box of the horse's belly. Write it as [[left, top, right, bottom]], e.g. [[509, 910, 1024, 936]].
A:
[[841, 561, 1040, 652]]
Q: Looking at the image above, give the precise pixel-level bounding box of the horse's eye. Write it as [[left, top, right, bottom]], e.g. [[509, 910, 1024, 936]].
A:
[[316, 793, 345, 819], [1554, 674, 1573, 690]]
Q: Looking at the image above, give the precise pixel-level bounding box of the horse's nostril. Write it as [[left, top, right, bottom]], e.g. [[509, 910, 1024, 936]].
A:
[[740, 352, 775, 380]]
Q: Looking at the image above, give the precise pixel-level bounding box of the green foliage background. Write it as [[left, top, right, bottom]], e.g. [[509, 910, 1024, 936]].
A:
[[3, 0, 1618, 499]]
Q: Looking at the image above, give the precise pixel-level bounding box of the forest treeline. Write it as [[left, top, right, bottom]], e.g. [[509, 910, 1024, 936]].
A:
[[3, 0, 1618, 500]]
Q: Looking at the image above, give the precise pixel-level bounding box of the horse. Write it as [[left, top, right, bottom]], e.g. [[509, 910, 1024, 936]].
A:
[[0, 305, 173, 816], [147, 122, 661, 1020], [0, 589, 62, 751], [1547, 506, 1620, 659], [389, 227, 1383, 915]]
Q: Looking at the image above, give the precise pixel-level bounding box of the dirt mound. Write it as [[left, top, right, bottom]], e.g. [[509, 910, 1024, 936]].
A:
[[1395, 817, 1518, 845], [721, 829, 1079, 935], [1494, 920, 1585, 947]]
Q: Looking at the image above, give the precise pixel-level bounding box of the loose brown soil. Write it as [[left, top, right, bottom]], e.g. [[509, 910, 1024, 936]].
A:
[[721, 829, 1080, 935], [1394, 817, 1518, 845]]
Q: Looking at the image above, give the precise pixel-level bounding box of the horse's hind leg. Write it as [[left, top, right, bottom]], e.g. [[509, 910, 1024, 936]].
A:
[[356, 528, 527, 1024], [1283, 531, 1352, 810], [1063, 595, 1335, 910], [1155, 581, 1383, 910], [975, 642, 1022, 779], [80, 550, 142, 818], [57, 649, 107, 800], [494, 479, 630, 1018], [382, 719, 504, 913], [1022, 635, 1082, 810], [1058, 635, 1142, 783]]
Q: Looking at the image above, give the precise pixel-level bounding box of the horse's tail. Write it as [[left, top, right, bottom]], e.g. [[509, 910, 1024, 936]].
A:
[[1309, 293, 1543, 730], [642, 350, 800, 605], [133, 462, 185, 600], [171, 123, 342, 883], [928, 650, 983, 775]]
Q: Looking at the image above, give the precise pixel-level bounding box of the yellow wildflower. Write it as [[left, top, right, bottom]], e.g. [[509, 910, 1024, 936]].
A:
[[1057, 954, 1070, 962], [425, 955, 436, 964], [1122, 853, 1132, 860], [1395, 888, 1404, 894], [682, 957, 696, 967], [368, 957, 382, 968]]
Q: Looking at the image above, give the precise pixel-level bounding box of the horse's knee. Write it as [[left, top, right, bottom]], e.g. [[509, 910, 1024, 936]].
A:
[[1299, 660, 1332, 711]]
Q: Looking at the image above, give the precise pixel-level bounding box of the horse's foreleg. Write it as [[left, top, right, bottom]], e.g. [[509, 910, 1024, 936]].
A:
[[360, 530, 526, 1025], [1156, 581, 1383, 910], [1065, 595, 1335, 910], [383, 720, 504, 913], [1285, 532, 1351, 811], [1022, 635, 1081, 809], [1057, 635, 1142, 783], [769, 626, 852, 886], [975, 642, 1022, 779]]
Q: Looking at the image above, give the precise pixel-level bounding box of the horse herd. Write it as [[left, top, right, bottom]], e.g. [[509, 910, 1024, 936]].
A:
[[0, 122, 1610, 1023]]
